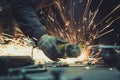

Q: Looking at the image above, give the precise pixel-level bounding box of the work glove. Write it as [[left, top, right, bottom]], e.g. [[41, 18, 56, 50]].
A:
[[38, 34, 67, 61]]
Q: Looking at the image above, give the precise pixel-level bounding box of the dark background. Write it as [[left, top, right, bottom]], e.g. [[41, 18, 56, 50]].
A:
[[73, 0, 120, 45]]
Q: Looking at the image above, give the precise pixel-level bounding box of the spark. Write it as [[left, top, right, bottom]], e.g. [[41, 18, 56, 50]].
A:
[[105, 17, 113, 23], [0, 0, 119, 64], [95, 29, 114, 39], [99, 17, 120, 33], [0, 7, 3, 11], [96, 4, 120, 26], [110, 68, 113, 71], [87, 0, 103, 30], [82, 0, 92, 23], [41, 0, 120, 61], [85, 66, 90, 70]]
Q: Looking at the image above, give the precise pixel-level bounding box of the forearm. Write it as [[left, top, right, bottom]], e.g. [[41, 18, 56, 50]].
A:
[[11, 0, 47, 40]]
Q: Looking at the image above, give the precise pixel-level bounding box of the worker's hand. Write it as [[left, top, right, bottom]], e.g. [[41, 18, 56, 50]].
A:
[[38, 34, 67, 61]]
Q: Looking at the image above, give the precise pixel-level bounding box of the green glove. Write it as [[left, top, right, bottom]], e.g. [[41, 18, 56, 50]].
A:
[[38, 34, 67, 61]]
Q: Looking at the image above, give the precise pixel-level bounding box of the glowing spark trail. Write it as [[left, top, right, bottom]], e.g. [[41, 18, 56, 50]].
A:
[[0, 0, 119, 63], [96, 4, 120, 26], [40, 0, 120, 61]]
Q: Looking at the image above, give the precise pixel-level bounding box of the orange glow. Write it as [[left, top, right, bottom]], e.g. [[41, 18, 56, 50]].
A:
[[0, 36, 90, 64], [60, 43, 90, 64], [78, 45, 90, 61], [65, 21, 70, 27]]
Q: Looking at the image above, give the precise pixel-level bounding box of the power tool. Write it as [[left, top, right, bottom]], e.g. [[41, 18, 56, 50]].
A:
[[57, 42, 81, 59]]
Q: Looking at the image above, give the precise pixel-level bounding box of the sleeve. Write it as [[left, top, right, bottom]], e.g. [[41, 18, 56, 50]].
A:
[[11, 0, 47, 40]]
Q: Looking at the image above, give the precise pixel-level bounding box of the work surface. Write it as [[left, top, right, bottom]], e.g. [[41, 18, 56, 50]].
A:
[[21, 65, 120, 80], [0, 65, 120, 80]]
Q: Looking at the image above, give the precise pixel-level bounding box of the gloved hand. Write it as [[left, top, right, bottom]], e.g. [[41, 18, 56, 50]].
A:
[[38, 34, 67, 61]]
